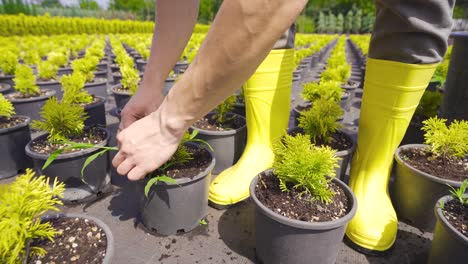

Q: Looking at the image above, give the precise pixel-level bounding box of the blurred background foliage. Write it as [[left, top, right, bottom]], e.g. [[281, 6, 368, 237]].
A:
[[0, 0, 467, 33]]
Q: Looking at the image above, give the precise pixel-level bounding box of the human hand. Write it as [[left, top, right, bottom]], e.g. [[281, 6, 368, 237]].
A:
[[119, 85, 164, 130], [112, 105, 186, 181]]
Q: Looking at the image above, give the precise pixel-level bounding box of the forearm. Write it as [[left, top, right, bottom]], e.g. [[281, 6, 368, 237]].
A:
[[141, 0, 199, 92], [369, 0, 455, 64], [160, 0, 306, 134]]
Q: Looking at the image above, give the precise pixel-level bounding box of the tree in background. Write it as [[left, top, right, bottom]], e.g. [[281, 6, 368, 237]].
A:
[[0, 0, 36, 15], [40, 0, 62, 8], [79, 0, 100, 10], [361, 13, 375, 33], [316, 11, 326, 33], [296, 15, 315, 33], [327, 12, 336, 34], [352, 9, 362, 33], [344, 10, 353, 33], [336, 13, 344, 34]]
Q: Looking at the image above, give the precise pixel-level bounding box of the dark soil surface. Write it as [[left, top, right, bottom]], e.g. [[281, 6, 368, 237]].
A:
[[163, 146, 212, 179], [86, 78, 107, 85], [5, 89, 50, 100], [255, 173, 350, 222], [29, 127, 107, 155], [192, 113, 245, 131], [290, 127, 353, 152], [29, 217, 107, 264], [399, 147, 468, 182], [441, 199, 468, 238], [0, 116, 27, 129], [295, 103, 311, 113], [341, 80, 359, 89]]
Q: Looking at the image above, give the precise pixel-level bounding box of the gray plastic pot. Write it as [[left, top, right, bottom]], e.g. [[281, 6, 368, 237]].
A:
[[136, 143, 215, 235], [136, 59, 147, 72], [39, 213, 114, 264], [173, 61, 189, 74], [400, 120, 424, 146], [334, 130, 356, 182], [341, 80, 360, 103], [190, 113, 246, 176], [85, 78, 108, 100], [84, 96, 107, 127], [25, 128, 111, 204], [0, 83, 12, 94], [36, 79, 62, 99], [428, 194, 468, 264], [57, 67, 73, 76], [0, 116, 32, 179], [164, 78, 176, 95], [391, 144, 465, 231], [250, 170, 357, 264], [6, 89, 56, 121], [111, 84, 131, 110]]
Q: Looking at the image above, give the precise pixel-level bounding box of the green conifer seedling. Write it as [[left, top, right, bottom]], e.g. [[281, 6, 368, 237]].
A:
[[298, 99, 343, 144], [422, 117, 468, 160], [48, 51, 69, 68], [0, 169, 65, 263], [273, 133, 339, 203], [214, 95, 236, 125], [14, 64, 40, 96], [38, 61, 59, 81], [301, 81, 342, 103], [31, 97, 87, 143], [0, 94, 15, 119], [71, 57, 98, 82], [61, 73, 93, 105], [120, 64, 140, 95], [0, 50, 18, 75]]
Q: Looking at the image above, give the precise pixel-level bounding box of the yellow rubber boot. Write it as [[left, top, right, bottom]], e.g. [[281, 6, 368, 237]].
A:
[[346, 58, 437, 252], [209, 49, 294, 208]]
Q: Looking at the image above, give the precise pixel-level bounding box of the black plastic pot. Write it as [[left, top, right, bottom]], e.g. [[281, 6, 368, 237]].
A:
[[85, 78, 108, 100], [391, 144, 465, 231], [250, 170, 357, 264], [6, 89, 56, 121], [292, 102, 311, 128], [400, 120, 424, 145], [334, 130, 356, 181], [84, 96, 106, 127], [0, 116, 32, 179], [136, 59, 148, 73], [341, 80, 360, 103], [173, 61, 189, 74], [163, 78, 176, 95], [0, 74, 14, 87], [111, 84, 131, 110], [39, 213, 114, 264], [94, 70, 108, 80], [136, 143, 215, 235], [428, 194, 468, 264], [57, 67, 73, 76], [340, 91, 351, 112], [190, 113, 246, 176], [36, 79, 62, 99], [110, 64, 120, 73], [232, 102, 245, 117], [25, 128, 111, 204], [0, 83, 12, 94]]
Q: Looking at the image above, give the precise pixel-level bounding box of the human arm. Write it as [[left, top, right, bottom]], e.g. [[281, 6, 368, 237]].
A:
[[113, 0, 308, 180], [119, 0, 200, 129]]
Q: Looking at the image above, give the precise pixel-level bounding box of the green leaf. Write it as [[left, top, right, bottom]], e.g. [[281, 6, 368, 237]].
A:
[[190, 139, 214, 151], [156, 175, 177, 184], [144, 175, 177, 197], [42, 148, 66, 170], [81, 149, 109, 176], [190, 129, 199, 139]]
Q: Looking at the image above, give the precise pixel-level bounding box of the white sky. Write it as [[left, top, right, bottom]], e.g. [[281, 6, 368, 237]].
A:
[[60, 0, 110, 9]]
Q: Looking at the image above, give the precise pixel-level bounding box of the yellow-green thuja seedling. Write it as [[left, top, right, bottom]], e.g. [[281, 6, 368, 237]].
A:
[[0, 169, 65, 264], [61, 73, 93, 105], [273, 133, 339, 204], [31, 97, 87, 143], [301, 81, 343, 103], [37, 61, 59, 81], [0, 50, 18, 76], [120, 64, 140, 95], [0, 93, 15, 120], [13, 64, 40, 96]]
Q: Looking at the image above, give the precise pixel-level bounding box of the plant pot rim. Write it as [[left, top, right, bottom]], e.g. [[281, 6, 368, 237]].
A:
[[341, 80, 359, 90], [335, 129, 356, 157], [190, 112, 246, 136], [36, 79, 60, 85], [142, 141, 215, 186], [40, 212, 114, 264], [84, 78, 107, 88], [83, 96, 106, 109], [25, 127, 110, 160], [136, 59, 148, 63], [6, 89, 56, 103], [175, 61, 188, 66], [395, 144, 465, 187], [0, 74, 14, 79], [0, 115, 31, 135], [110, 84, 131, 96], [435, 194, 468, 245], [250, 169, 357, 230], [0, 82, 11, 91]]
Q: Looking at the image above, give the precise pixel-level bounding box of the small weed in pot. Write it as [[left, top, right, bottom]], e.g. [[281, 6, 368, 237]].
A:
[[0, 169, 65, 263]]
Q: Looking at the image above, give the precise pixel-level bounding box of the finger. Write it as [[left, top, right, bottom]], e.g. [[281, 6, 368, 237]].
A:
[[112, 151, 126, 168], [116, 159, 136, 176], [127, 165, 151, 181]]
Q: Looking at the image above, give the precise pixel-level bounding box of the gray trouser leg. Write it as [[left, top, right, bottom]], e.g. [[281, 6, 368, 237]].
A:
[[369, 0, 455, 64], [273, 24, 296, 49]]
